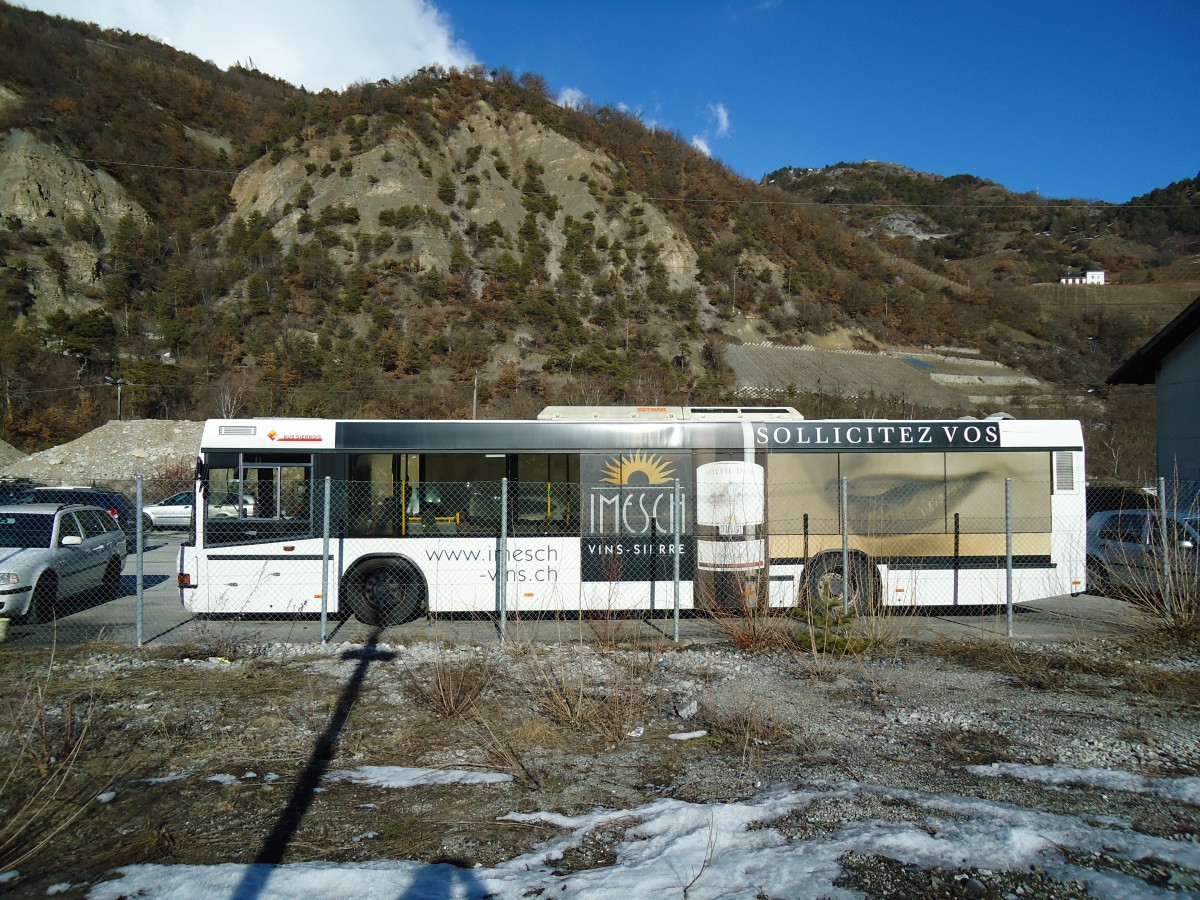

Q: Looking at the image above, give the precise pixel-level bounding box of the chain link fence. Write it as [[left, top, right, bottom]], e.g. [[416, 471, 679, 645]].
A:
[[0, 474, 1194, 648]]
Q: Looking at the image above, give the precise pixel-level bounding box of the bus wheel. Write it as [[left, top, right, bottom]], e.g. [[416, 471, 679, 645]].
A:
[[803, 555, 879, 616], [350, 560, 425, 626]]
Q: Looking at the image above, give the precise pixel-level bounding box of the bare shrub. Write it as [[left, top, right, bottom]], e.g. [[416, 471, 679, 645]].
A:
[[141, 456, 195, 503], [147, 622, 271, 662], [703, 578, 797, 651], [466, 712, 544, 788], [401, 651, 494, 717], [520, 645, 652, 742], [698, 700, 793, 769]]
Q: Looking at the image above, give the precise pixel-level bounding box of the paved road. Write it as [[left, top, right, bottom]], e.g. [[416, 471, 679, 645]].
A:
[[0, 533, 1145, 650]]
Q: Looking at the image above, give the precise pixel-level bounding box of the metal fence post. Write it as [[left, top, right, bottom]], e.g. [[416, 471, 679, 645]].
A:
[[840, 476, 850, 615], [498, 477, 508, 643], [1158, 475, 1171, 600], [135, 475, 144, 648], [1006, 477, 1013, 637], [673, 478, 681, 643], [321, 476, 331, 645]]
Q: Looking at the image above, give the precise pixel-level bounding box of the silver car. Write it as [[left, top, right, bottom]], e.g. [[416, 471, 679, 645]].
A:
[[141, 490, 254, 531], [1086, 508, 1200, 599], [0, 504, 127, 623]]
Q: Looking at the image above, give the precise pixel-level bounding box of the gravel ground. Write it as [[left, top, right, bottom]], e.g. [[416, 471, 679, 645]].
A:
[[1, 624, 1197, 897]]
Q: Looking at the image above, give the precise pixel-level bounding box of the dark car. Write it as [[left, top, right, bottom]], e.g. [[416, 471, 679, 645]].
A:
[[0, 477, 42, 504], [15, 486, 139, 550]]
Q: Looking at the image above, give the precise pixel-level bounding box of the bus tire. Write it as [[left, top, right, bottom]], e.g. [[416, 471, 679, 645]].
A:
[[801, 554, 880, 616], [347, 558, 426, 626]]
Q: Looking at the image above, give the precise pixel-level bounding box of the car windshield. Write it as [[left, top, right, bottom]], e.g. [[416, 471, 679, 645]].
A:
[[0, 513, 54, 548]]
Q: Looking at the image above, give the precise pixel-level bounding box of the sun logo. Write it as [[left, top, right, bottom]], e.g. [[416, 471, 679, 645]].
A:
[[600, 451, 676, 486], [267, 429, 278, 441]]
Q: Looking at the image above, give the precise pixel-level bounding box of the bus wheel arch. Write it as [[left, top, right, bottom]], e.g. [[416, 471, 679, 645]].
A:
[[800, 552, 881, 616], [343, 555, 427, 626]]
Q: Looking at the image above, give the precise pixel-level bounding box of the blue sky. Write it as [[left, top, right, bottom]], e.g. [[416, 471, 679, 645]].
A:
[[18, 0, 1199, 202]]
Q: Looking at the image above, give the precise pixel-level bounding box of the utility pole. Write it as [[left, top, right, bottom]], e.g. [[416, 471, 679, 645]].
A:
[[105, 376, 124, 421]]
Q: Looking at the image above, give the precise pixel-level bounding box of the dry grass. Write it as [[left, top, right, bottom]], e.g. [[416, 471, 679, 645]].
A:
[[927, 638, 1133, 692], [921, 726, 1017, 766], [466, 712, 545, 789], [0, 646, 121, 876], [698, 700, 794, 771], [1119, 668, 1200, 709]]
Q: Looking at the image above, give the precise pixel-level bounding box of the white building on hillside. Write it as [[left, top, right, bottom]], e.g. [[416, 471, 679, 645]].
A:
[[1060, 270, 1106, 285]]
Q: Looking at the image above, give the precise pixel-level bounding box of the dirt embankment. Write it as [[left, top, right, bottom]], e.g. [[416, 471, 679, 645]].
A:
[[0, 420, 201, 487]]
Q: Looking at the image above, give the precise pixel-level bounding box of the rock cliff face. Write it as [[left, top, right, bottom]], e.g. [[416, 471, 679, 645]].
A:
[[228, 101, 700, 293], [0, 128, 150, 308]]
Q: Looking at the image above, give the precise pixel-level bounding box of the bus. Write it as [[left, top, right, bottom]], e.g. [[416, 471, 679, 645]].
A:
[[178, 406, 1087, 623]]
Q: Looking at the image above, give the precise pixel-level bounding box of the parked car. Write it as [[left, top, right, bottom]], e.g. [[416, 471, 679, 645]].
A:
[[212, 490, 255, 519], [14, 486, 139, 549], [0, 477, 42, 504], [1085, 508, 1200, 599], [142, 491, 194, 530], [141, 490, 253, 531], [0, 503, 127, 623]]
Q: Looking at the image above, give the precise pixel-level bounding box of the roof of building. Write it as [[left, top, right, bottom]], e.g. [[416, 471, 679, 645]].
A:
[[1107, 294, 1200, 385]]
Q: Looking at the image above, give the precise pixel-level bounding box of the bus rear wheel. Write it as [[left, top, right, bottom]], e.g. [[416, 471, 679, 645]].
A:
[[348, 559, 426, 626], [802, 555, 879, 616]]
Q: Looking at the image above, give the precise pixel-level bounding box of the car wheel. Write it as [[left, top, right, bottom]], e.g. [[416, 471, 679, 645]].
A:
[[142, 513, 155, 534], [1086, 556, 1111, 598], [29, 573, 58, 624], [102, 556, 122, 595]]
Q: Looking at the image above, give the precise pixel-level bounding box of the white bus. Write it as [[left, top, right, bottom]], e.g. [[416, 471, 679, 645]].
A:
[[178, 406, 1086, 624]]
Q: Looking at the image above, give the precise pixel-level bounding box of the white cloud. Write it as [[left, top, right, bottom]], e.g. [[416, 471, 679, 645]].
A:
[[709, 102, 731, 137], [18, 0, 477, 90], [557, 86, 587, 110], [690, 136, 712, 157]]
